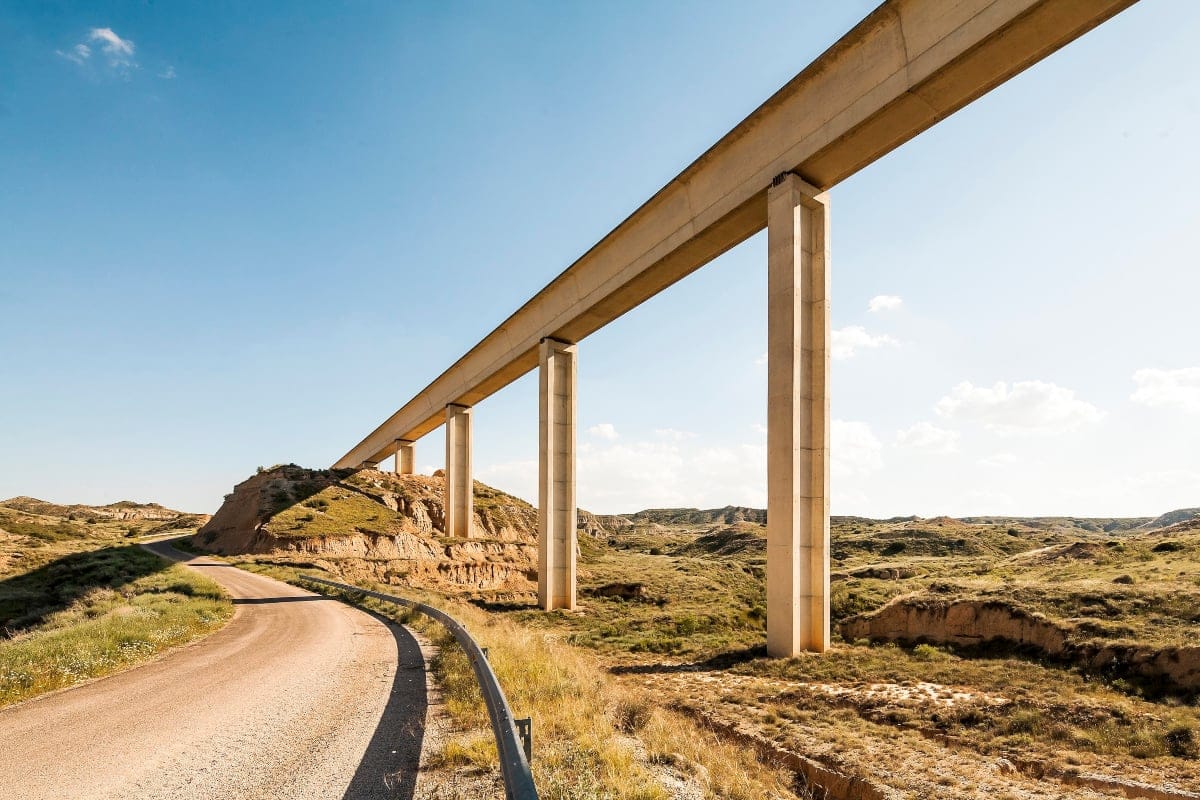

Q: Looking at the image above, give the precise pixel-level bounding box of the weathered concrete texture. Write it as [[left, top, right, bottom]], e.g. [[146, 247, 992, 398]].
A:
[[334, 0, 1137, 470], [444, 405, 473, 539], [538, 338, 577, 610], [394, 440, 415, 475], [766, 173, 830, 656]]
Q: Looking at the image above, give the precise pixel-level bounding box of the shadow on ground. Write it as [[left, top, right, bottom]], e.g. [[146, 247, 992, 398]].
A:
[[343, 607, 429, 800], [0, 545, 171, 633], [608, 645, 768, 675]]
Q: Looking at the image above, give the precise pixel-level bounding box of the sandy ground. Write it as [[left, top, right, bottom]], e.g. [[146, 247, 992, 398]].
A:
[[0, 540, 428, 800]]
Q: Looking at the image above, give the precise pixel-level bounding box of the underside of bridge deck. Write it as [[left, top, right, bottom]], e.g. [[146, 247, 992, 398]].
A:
[[337, 0, 1140, 654]]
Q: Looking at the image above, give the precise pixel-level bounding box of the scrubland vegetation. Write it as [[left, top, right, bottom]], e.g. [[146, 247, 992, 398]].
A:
[[197, 471, 1200, 798], [0, 499, 231, 707]]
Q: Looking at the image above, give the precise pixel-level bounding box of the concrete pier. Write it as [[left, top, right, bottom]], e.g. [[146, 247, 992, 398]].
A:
[[394, 440, 415, 475], [330, 0, 1141, 656], [444, 404, 473, 538], [538, 338, 577, 611], [766, 172, 830, 656]]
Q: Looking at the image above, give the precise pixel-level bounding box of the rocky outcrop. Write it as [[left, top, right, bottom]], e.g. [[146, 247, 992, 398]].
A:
[[195, 465, 540, 594], [841, 597, 1200, 693]]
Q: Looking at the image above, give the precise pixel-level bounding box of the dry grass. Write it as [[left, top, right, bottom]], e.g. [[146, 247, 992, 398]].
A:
[[0, 537, 232, 707], [259, 566, 805, 799]]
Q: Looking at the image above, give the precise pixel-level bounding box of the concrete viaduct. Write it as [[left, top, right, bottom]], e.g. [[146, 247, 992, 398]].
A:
[[335, 0, 1139, 656]]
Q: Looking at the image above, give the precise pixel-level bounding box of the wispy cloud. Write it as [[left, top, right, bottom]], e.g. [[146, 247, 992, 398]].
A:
[[1131, 367, 1200, 414], [868, 294, 903, 313], [158, 65, 176, 80], [56, 27, 137, 75], [978, 452, 1018, 468], [55, 43, 91, 65], [481, 420, 879, 512], [833, 420, 884, 477], [935, 380, 1103, 436], [89, 28, 135, 67], [895, 421, 959, 454], [587, 423, 619, 440], [831, 325, 899, 359], [654, 428, 697, 441]]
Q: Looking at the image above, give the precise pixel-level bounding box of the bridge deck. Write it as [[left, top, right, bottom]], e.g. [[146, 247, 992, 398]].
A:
[[335, 0, 1136, 468]]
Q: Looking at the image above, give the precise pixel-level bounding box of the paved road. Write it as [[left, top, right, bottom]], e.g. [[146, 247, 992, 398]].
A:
[[0, 540, 428, 800]]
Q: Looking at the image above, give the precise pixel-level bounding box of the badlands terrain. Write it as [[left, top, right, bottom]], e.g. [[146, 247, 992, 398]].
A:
[[0, 497, 229, 705], [3, 469, 1197, 798], [183, 464, 1200, 799]]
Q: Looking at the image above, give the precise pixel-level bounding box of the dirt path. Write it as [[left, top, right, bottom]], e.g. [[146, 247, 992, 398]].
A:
[[0, 540, 427, 800]]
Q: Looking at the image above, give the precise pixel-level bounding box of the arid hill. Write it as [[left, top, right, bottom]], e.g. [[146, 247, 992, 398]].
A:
[[0, 497, 208, 571], [193, 465, 540, 594], [0, 496, 206, 528]]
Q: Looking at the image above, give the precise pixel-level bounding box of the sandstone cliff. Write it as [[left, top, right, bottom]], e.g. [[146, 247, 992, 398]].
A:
[[840, 596, 1200, 693], [194, 465, 540, 594]]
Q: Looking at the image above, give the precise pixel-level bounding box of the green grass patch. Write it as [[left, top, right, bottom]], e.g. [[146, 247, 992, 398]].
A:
[[0, 557, 232, 707]]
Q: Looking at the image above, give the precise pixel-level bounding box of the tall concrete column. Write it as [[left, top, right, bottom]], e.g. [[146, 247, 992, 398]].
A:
[[444, 404, 473, 538], [394, 440, 415, 475], [766, 172, 830, 656], [538, 338, 577, 611]]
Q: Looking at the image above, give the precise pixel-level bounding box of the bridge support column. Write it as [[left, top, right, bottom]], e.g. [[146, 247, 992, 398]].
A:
[[538, 338, 577, 611], [444, 404, 473, 538], [766, 172, 830, 656], [394, 440, 415, 475]]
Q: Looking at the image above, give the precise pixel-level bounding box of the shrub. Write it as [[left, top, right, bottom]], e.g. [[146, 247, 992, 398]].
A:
[[1166, 725, 1198, 759], [912, 643, 942, 661]]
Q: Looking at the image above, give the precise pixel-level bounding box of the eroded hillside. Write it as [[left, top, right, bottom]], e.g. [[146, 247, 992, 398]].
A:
[[194, 465, 540, 593]]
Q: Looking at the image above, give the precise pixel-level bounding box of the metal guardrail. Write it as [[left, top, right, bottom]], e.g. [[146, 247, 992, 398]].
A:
[[300, 575, 538, 800]]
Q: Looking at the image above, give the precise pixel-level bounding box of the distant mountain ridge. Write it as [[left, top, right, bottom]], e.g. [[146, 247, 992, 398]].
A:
[[600, 505, 1198, 533], [1, 496, 203, 523]]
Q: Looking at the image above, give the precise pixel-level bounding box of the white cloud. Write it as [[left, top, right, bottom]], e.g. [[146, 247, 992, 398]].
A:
[[576, 437, 767, 512], [90, 28, 135, 64], [935, 380, 1103, 436], [655, 428, 697, 441], [831, 326, 899, 360], [588, 423, 618, 440], [759, 324, 899, 361], [158, 65, 176, 80], [57, 28, 137, 74], [978, 452, 1018, 468], [478, 420, 880, 513], [832, 420, 883, 477], [56, 43, 91, 65], [868, 295, 903, 313], [1131, 367, 1200, 414], [894, 422, 959, 454]]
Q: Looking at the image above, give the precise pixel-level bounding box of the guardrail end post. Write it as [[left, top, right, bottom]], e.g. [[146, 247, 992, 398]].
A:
[[481, 646, 489, 659], [515, 717, 532, 762]]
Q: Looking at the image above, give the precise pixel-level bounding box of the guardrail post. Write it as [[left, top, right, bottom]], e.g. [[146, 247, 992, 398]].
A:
[[515, 717, 532, 762]]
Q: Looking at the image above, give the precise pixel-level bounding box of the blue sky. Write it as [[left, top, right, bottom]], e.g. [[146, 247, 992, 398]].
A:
[[2, 1, 1198, 517]]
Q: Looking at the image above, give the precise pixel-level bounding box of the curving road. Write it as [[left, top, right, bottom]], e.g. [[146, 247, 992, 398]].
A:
[[0, 540, 428, 800]]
